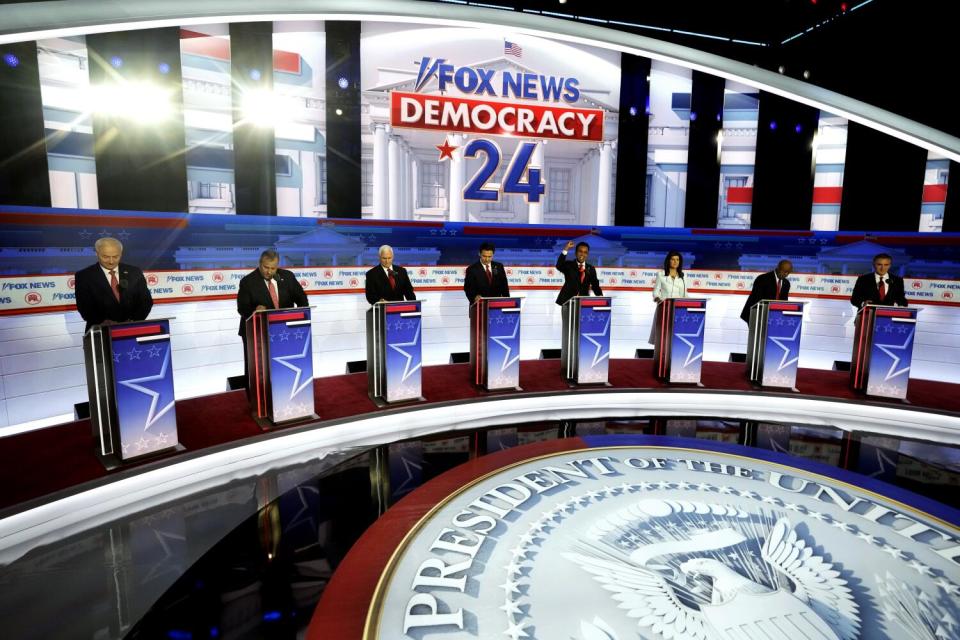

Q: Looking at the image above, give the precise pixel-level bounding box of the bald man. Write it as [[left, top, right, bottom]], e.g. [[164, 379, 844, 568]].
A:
[[75, 237, 154, 332]]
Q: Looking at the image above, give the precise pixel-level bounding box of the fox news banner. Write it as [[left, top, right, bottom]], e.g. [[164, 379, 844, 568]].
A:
[[323, 436, 960, 640]]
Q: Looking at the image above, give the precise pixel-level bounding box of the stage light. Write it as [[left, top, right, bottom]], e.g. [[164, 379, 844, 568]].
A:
[[249, 68, 262, 81], [337, 76, 349, 90], [777, 65, 785, 74], [110, 55, 123, 69], [841, 2, 848, 10], [335, 108, 343, 116], [628, 106, 637, 116], [795, 124, 803, 133], [769, 121, 778, 130], [689, 111, 697, 121], [240, 89, 293, 127], [716, 112, 722, 121], [157, 62, 171, 75], [88, 82, 174, 123], [3, 53, 19, 68], [803, 69, 811, 79]]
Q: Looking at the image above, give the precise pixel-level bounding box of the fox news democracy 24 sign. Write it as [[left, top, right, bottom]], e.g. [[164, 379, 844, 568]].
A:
[[391, 58, 604, 142]]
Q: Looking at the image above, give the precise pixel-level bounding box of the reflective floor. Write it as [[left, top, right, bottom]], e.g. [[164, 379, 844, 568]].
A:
[[1, 417, 958, 640]]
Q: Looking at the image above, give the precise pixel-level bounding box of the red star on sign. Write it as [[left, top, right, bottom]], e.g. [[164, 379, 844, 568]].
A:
[[436, 139, 458, 161]]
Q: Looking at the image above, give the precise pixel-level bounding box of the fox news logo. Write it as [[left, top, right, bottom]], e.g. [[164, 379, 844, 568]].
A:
[[414, 57, 580, 103]]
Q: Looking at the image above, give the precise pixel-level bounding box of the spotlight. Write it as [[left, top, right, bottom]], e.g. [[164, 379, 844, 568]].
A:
[[89, 82, 173, 123], [241, 89, 292, 127], [110, 56, 123, 69], [337, 76, 349, 90], [335, 108, 343, 116], [777, 65, 785, 74], [795, 124, 803, 133], [3, 53, 19, 68], [716, 112, 722, 122], [689, 111, 697, 121], [802, 70, 811, 79], [841, 2, 848, 10], [157, 62, 171, 75], [628, 106, 637, 117], [769, 121, 778, 131], [249, 68, 262, 81]]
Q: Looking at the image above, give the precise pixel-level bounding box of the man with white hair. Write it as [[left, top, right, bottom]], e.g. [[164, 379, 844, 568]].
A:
[[75, 237, 154, 332], [365, 245, 416, 305]]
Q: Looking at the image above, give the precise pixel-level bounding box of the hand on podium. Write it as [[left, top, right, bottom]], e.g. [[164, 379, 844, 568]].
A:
[[255, 305, 267, 311], [474, 295, 482, 303]]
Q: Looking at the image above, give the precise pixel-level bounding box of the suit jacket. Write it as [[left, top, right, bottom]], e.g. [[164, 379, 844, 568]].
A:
[[740, 271, 791, 322], [236, 268, 309, 335], [555, 253, 603, 306], [365, 265, 416, 305], [850, 273, 908, 308], [463, 260, 510, 302], [75, 262, 154, 332]]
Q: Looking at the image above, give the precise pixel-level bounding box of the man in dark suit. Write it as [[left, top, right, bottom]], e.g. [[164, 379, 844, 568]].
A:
[[555, 240, 603, 306], [850, 252, 908, 308], [365, 245, 416, 305], [237, 250, 309, 383], [463, 242, 510, 304], [75, 237, 154, 332], [740, 260, 793, 323]]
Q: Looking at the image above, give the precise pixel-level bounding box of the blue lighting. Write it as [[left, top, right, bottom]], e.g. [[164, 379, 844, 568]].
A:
[[249, 68, 262, 81], [166, 631, 192, 640], [716, 112, 722, 122], [158, 62, 171, 75], [795, 123, 803, 133], [689, 111, 697, 121], [262, 611, 282, 621], [337, 76, 349, 90], [110, 56, 123, 69], [3, 53, 19, 68], [209, 627, 219, 638], [628, 106, 637, 117], [769, 121, 778, 131]]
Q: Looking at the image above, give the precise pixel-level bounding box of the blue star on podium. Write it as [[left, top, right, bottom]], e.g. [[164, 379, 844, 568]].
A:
[[388, 322, 422, 383], [118, 347, 175, 430], [769, 321, 801, 372], [675, 316, 705, 368], [491, 315, 521, 373], [875, 328, 915, 382], [582, 315, 611, 368], [272, 332, 314, 401]]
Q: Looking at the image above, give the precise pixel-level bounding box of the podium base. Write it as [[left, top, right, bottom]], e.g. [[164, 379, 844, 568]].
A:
[[252, 413, 320, 431], [476, 384, 523, 394], [565, 380, 613, 388], [368, 393, 426, 409], [97, 443, 186, 471]]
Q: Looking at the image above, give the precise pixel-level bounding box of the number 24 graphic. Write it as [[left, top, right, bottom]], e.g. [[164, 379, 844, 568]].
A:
[[462, 139, 546, 203]]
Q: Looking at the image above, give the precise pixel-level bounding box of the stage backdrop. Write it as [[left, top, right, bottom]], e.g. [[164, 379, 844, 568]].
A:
[[0, 206, 958, 430]]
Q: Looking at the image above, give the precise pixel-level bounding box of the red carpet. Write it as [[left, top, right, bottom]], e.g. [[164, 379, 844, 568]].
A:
[[1, 359, 958, 512]]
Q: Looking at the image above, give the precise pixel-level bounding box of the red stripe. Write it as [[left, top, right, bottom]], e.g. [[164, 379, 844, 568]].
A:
[[580, 298, 610, 307], [922, 184, 948, 204], [320, 218, 443, 228], [462, 226, 583, 237], [474, 303, 482, 385], [253, 314, 264, 418], [674, 299, 705, 308], [877, 309, 914, 317], [690, 228, 814, 237], [812, 186, 843, 204], [268, 311, 306, 323], [273, 50, 301, 74], [0, 213, 187, 228], [488, 300, 519, 308], [386, 304, 418, 313], [769, 303, 803, 311], [110, 325, 162, 338], [726, 186, 753, 204]]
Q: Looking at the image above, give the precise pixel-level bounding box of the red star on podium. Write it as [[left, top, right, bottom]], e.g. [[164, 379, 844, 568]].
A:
[[436, 139, 458, 161]]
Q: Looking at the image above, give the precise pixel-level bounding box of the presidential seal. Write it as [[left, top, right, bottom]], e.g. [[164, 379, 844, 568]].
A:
[[360, 440, 960, 640]]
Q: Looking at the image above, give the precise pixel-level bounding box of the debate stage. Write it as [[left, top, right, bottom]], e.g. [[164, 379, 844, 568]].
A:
[[3, 357, 959, 513]]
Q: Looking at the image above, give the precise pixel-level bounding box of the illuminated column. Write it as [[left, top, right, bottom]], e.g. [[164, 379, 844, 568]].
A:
[[449, 134, 466, 222], [372, 123, 389, 219], [527, 140, 544, 224], [596, 140, 613, 226], [388, 134, 401, 219]]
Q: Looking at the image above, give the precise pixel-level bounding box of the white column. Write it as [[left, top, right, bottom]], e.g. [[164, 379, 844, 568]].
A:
[[372, 123, 389, 220], [399, 142, 408, 220], [581, 148, 598, 225], [527, 140, 544, 225], [595, 140, 613, 226], [448, 134, 466, 222], [388, 134, 401, 219], [409, 151, 418, 218]]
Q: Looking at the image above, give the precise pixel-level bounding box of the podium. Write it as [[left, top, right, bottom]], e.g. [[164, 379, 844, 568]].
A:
[[561, 296, 612, 385], [245, 307, 317, 428], [470, 297, 522, 391], [851, 304, 918, 399], [367, 300, 423, 406], [746, 300, 806, 389], [83, 318, 182, 469], [653, 298, 707, 384]]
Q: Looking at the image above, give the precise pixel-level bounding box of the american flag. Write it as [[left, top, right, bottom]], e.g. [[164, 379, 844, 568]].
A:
[[504, 40, 523, 57]]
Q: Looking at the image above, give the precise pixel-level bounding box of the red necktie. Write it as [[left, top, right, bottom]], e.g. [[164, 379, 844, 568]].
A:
[[485, 265, 492, 284], [268, 279, 279, 309], [878, 278, 886, 302], [578, 263, 585, 284], [388, 269, 396, 290], [109, 270, 120, 302], [775, 278, 781, 300]]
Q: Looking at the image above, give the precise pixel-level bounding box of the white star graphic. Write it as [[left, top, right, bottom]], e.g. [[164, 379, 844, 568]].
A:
[[582, 313, 611, 369], [272, 331, 314, 401], [146, 344, 163, 358], [388, 320, 422, 383], [675, 312, 705, 368], [127, 346, 143, 360], [874, 326, 915, 382], [768, 320, 802, 372], [490, 314, 522, 374], [118, 346, 175, 430]]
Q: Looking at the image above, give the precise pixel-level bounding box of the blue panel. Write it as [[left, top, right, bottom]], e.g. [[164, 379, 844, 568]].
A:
[[384, 301, 422, 402], [486, 300, 521, 390], [669, 301, 706, 383], [267, 310, 314, 421], [576, 298, 611, 384]]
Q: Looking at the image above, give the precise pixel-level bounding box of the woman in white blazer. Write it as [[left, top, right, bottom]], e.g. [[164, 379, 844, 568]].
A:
[[649, 251, 687, 344]]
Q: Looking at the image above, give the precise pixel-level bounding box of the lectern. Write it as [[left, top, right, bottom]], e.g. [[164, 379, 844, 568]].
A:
[[653, 298, 707, 384], [561, 296, 612, 385], [470, 297, 522, 391], [367, 300, 423, 406], [851, 304, 918, 399], [246, 307, 317, 428], [746, 300, 806, 388], [83, 318, 182, 469]]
